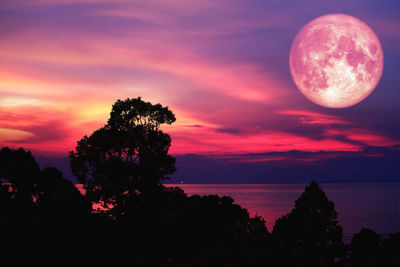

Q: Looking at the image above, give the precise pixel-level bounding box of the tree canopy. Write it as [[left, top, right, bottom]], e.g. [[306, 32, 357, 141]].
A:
[[69, 97, 176, 217], [0, 147, 89, 219], [272, 181, 345, 266]]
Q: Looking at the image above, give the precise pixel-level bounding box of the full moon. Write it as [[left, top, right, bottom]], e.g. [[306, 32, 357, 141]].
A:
[[289, 14, 383, 108]]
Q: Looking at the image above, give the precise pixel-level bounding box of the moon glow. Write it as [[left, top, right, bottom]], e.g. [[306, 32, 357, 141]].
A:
[[289, 14, 383, 108]]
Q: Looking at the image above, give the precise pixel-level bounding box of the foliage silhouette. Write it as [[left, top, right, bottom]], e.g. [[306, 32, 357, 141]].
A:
[[0, 147, 91, 267], [0, 147, 40, 215], [0, 147, 90, 220], [349, 228, 381, 267], [37, 167, 90, 218], [272, 180, 345, 266], [1, 98, 399, 266], [348, 228, 400, 267], [69, 97, 176, 218], [381, 232, 400, 267]]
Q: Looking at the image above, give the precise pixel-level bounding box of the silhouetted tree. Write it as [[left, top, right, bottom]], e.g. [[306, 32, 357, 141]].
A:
[[0, 147, 89, 220], [381, 232, 400, 267], [67, 98, 277, 266], [149, 191, 272, 266], [12, 96, 400, 266], [350, 228, 381, 267], [0, 147, 91, 267], [69, 97, 176, 218], [272, 181, 345, 266], [0, 147, 40, 218], [37, 167, 90, 218]]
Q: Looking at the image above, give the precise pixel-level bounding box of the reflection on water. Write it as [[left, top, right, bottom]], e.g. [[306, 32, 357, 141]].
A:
[[167, 183, 400, 238]]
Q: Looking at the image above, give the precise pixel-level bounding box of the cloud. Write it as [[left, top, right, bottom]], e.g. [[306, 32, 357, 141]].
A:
[[0, 0, 399, 160], [323, 128, 399, 147], [0, 106, 103, 155], [168, 124, 362, 155], [276, 110, 350, 125], [0, 128, 34, 142], [0, 96, 48, 107]]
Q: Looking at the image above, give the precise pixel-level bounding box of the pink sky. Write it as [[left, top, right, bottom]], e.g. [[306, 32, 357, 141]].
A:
[[1, 0, 399, 182]]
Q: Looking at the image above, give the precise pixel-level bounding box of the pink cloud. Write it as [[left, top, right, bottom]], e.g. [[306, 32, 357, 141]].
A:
[[323, 128, 398, 147], [276, 110, 349, 125], [168, 125, 361, 155], [0, 106, 103, 155], [0, 0, 398, 160]]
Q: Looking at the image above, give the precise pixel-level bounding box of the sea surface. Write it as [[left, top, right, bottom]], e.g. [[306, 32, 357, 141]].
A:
[[167, 183, 400, 240]]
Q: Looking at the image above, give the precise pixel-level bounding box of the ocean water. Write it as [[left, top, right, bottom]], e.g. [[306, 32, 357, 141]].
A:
[[167, 183, 400, 239]]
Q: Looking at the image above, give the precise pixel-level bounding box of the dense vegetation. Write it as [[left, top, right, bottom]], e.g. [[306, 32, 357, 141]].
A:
[[1, 98, 399, 266]]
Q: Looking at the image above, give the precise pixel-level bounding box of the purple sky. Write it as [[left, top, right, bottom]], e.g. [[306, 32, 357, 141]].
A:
[[1, 0, 399, 183]]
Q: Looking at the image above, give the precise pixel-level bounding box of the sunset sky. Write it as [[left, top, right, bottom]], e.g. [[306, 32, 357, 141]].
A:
[[1, 0, 399, 183]]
